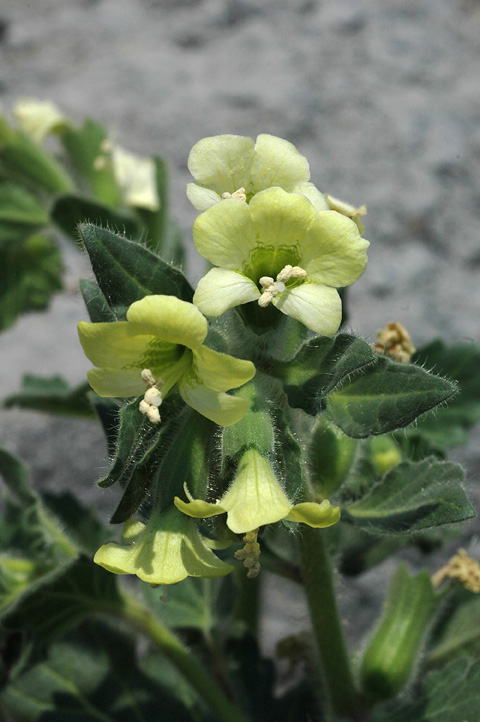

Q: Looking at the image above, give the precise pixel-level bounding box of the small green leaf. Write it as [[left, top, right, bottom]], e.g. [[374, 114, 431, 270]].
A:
[[0, 234, 62, 332], [3, 374, 96, 418], [361, 564, 437, 701], [0, 182, 49, 244], [0, 128, 73, 193], [273, 333, 378, 416], [41, 491, 108, 556], [52, 193, 140, 241], [60, 118, 121, 206], [78, 223, 193, 319], [428, 590, 480, 666], [327, 357, 457, 438], [374, 657, 480, 722], [345, 458, 474, 534]]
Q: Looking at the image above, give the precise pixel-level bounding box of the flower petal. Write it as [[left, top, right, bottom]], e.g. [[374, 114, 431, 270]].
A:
[[194, 268, 259, 316], [293, 181, 330, 211], [247, 188, 316, 276], [174, 496, 226, 519], [87, 367, 146, 397], [178, 371, 249, 426], [127, 295, 208, 349], [186, 182, 222, 211], [94, 506, 232, 585], [220, 449, 292, 534], [78, 320, 154, 369], [111, 146, 159, 211], [192, 345, 256, 392], [272, 282, 342, 336], [286, 500, 341, 528], [187, 134, 255, 194], [13, 98, 67, 143], [249, 134, 310, 193], [193, 198, 254, 269], [301, 211, 370, 287]]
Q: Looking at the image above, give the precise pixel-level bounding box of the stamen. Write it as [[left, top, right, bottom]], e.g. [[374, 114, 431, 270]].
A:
[[222, 187, 247, 201], [234, 529, 261, 578], [257, 265, 307, 308], [139, 368, 164, 424]]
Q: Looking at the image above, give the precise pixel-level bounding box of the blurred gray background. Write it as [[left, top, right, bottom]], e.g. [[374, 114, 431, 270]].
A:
[[1, 0, 480, 655]]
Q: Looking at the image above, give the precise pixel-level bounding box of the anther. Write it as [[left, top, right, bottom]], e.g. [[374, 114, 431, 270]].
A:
[[222, 187, 247, 201], [139, 368, 164, 424]]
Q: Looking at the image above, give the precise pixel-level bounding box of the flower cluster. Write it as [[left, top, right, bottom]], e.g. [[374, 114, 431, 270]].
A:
[[80, 133, 369, 586]]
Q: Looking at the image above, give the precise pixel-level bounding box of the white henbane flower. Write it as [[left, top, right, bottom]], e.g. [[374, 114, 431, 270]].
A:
[[192, 187, 369, 335], [13, 98, 67, 144], [78, 295, 255, 426], [174, 448, 341, 535], [186, 133, 329, 212]]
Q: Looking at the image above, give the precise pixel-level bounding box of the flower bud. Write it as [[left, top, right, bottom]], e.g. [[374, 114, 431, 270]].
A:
[[360, 564, 437, 701]]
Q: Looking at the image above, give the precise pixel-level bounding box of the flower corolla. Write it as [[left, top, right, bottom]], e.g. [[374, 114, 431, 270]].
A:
[[78, 295, 255, 426]]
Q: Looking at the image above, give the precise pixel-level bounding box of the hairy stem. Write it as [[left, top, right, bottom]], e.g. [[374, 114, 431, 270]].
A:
[[298, 527, 360, 718]]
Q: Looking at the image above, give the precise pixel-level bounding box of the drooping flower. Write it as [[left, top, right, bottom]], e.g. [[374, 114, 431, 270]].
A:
[[192, 187, 369, 335], [174, 448, 341, 535], [94, 506, 233, 585], [186, 133, 329, 212], [13, 98, 68, 144], [78, 295, 255, 426]]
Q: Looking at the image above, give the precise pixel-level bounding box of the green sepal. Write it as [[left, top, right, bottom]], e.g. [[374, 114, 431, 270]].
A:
[[327, 356, 458, 438], [60, 118, 121, 206], [222, 378, 275, 462], [361, 563, 437, 701], [0, 234, 62, 332], [3, 374, 96, 418], [52, 193, 140, 242], [78, 223, 193, 319], [272, 333, 378, 416], [344, 457, 474, 534], [0, 182, 49, 245]]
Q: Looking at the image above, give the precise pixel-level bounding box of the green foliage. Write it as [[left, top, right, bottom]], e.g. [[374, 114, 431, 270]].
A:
[[308, 419, 357, 497], [427, 588, 480, 666], [52, 193, 141, 241], [0, 182, 49, 243], [374, 657, 480, 722], [326, 356, 457, 438], [78, 223, 193, 319], [3, 374, 96, 418], [0, 233, 63, 331], [360, 564, 437, 701], [344, 457, 474, 534], [0, 622, 198, 722]]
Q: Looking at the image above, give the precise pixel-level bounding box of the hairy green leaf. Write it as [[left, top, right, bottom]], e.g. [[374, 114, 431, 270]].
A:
[[345, 458, 474, 534], [0, 182, 49, 245], [327, 357, 457, 438], [273, 333, 378, 416], [78, 223, 193, 318]]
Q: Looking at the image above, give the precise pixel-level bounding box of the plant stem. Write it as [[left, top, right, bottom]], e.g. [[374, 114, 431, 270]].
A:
[[233, 568, 260, 634], [298, 527, 360, 718], [118, 592, 251, 722]]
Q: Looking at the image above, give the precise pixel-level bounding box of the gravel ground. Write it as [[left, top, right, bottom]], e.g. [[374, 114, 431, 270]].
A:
[[1, 0, 480, 655]]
